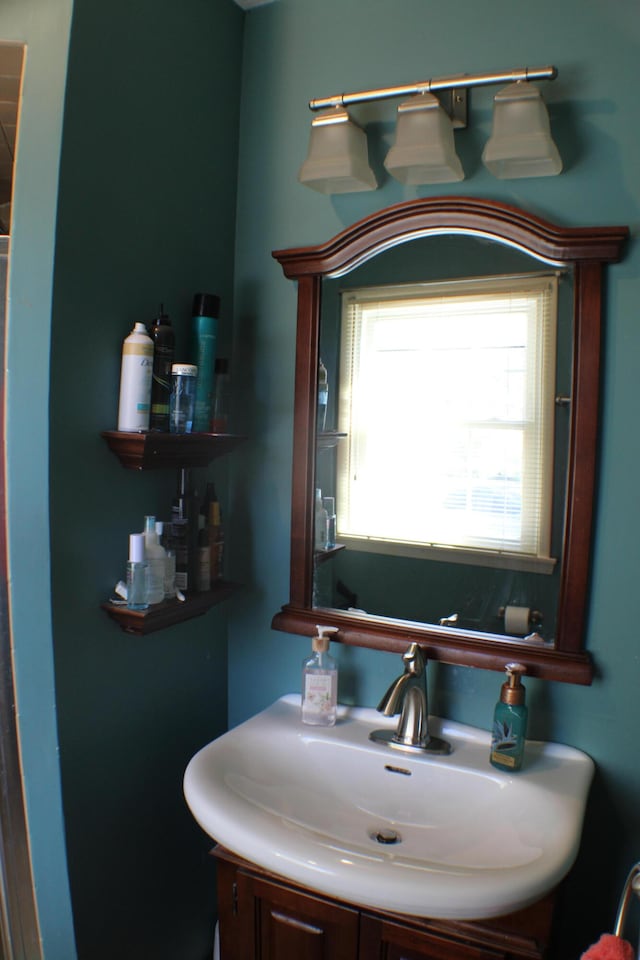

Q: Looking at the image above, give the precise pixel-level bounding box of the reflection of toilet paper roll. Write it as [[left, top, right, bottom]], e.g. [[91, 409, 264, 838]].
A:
[[504, 605, 530, 635]]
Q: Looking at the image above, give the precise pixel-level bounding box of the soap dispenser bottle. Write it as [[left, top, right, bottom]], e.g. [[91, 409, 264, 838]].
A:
[[302, 626, 339, 726], [490, 662, 528, 772]]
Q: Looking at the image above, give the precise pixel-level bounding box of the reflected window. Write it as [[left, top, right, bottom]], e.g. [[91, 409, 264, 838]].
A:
[[337, 273, 559, 572], [0, 42, 24, 233]]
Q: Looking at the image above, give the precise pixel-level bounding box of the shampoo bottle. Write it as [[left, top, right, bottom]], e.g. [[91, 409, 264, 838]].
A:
[[302, 626, 339, 726], [211, 358, 230, 433], [190, 293, 220, 432], [143, 515, 166, 605], [314, 488, 329, 552], [148, 304, 175, 432], [196, 514, 211, 592], [490, 662, 528, 772], [155, 521, 176, 599], [171, 468, 199, 592], [323, 496, 336, 549], [201, 482, 224, 583]]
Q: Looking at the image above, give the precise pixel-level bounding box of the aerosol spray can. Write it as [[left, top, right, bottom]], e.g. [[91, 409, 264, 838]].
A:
[[117, 322, 154, 431]]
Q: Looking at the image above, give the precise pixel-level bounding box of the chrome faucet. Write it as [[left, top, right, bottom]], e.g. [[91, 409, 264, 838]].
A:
[[369, 643, 451, 755]]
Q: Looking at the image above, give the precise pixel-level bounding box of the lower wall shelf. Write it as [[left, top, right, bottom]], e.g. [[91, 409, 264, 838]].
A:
[[101, 582, 239, 635]]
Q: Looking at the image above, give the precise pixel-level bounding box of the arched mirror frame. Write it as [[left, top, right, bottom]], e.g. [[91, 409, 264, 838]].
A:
[[272, 197, 629, 685]]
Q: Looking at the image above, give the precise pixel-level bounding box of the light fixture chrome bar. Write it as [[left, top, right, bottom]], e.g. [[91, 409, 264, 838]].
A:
[[308, 65, 557, 112]]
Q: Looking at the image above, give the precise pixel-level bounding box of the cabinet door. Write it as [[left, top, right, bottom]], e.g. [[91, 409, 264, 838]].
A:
[[360, 914, 507, 960], [251, 873, 359, 960], [218, 862, 359, 960]]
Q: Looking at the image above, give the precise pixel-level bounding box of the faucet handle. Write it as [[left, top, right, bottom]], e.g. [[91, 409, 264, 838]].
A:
[[402, 642, 426, 676]]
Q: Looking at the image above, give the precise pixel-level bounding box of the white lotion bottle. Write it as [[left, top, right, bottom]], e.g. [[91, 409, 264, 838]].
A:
[[302, 625, 339, 726], [143, 515, 166, 605], [117, 321, 154, 431]]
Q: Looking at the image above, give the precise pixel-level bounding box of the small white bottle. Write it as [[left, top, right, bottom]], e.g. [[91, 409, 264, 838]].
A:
[[302, 625, 339, 726], [117, 322, 154, 432], [143, 515, 166, 605]]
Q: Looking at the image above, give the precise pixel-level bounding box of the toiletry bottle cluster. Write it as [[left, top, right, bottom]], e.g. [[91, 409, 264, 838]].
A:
[[314, 358, 337, 551], [124, 475, 225, 609], [117, 294, 230, 435]]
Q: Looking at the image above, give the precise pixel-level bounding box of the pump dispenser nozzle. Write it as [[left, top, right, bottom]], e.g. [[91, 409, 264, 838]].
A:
[[500, 662, 526, 706], [312, 624, 339, 653]]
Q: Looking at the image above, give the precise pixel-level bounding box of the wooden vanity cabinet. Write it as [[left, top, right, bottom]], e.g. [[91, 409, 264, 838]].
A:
[[213, 847, 555, 960]]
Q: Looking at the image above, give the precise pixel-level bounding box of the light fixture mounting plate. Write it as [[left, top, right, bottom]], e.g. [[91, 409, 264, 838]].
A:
[[445, 87, 468, 129]]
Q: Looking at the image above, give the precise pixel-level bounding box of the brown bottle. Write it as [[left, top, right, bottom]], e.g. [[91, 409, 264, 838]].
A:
[[201, 482, 224, 584]]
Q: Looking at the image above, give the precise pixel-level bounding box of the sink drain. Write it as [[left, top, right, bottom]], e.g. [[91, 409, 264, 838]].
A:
[[371, 828, 401, 845]]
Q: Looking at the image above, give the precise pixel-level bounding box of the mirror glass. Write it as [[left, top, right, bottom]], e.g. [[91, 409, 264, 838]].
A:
[[313, 234, 573, 645], [0, 42, 23, 234], [272, 198, 628, 684]]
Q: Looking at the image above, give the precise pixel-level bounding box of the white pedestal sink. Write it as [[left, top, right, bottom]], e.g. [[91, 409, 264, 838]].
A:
[[184, 695, 593, 920]]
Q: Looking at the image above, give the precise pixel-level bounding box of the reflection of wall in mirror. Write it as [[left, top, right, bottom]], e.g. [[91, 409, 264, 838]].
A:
[[315, 235, 574, 641]]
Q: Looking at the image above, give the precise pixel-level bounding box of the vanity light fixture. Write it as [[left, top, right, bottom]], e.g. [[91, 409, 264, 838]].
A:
[[482, 81, 562, 179], [384, 91, 464, 184], [298, 105, 377, 194], [299, 65, 560, 192]]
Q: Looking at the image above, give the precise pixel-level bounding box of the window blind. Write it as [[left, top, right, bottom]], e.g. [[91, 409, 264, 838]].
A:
[[337, 273, 558, 567]]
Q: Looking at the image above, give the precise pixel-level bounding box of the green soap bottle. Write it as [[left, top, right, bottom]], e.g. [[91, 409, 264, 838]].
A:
[[490, 663, 528, 772]]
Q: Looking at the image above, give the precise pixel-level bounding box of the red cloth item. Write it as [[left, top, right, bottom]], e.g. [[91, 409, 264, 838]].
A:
[[581, 934, 635, 960]]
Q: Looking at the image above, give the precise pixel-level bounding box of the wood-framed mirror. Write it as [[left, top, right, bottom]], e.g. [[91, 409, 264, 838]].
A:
[[271, 197, 628, 684]]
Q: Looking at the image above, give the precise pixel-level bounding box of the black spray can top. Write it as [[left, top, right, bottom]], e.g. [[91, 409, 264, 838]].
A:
[[192, 292, 220, 318]]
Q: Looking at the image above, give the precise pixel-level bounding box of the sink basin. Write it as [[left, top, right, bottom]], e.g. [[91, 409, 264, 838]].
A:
[[183, 695, 593, 920]]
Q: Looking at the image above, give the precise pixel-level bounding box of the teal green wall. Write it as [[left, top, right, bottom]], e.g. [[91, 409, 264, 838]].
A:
[[49, 1, 243, 957], [230, 1, 640, 956], [0, 1, 77, 958], [5, 1, 640, 957]]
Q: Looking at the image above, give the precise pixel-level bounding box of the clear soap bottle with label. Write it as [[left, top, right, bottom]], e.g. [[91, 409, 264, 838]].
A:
[[490, 662, 528, 772], [301, 626, 339, 726]]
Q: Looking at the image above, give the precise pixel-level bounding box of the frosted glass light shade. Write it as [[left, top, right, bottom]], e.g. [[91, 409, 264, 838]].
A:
[[384, 93, 464, 185], [482, 82, 562, 179], [298, 107, 377, 194]]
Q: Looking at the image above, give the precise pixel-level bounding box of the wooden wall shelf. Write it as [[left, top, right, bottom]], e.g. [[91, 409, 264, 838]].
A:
[[101, 430, 246, 470], [314, 544, 345, 565], [101, 582, 239, 635]]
